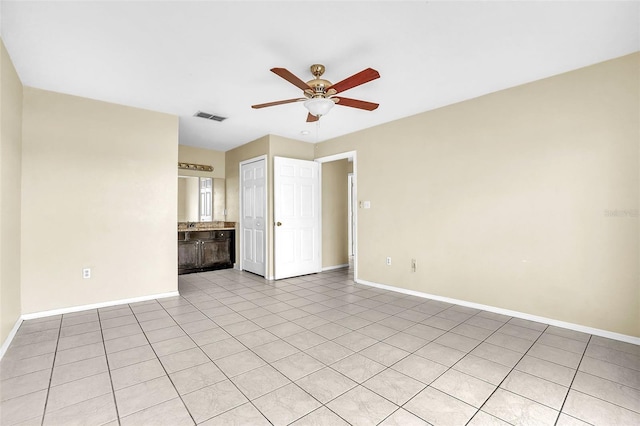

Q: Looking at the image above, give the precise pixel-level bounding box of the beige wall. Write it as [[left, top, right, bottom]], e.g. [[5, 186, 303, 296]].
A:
[[21, 87, 179, 314], [0, 40, 23, 345], [316, 53, 639, 337], [322, 159, 350, 268], [178, 145, 225, 179], [269, 135, 315, 160]]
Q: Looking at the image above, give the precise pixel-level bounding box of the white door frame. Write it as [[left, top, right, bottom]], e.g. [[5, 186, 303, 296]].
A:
[[315, 151, 358, 281], [238, 155, 268, 276], [348, 173, 354, 257]]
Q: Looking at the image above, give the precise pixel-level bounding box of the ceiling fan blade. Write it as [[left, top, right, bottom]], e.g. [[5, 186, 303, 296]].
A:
[[252, 98, 305, 109], [333, 97, 379, 111], [306, 112, 319, 122], [271, 68, 311, 90], [327, 68, 380, 94]]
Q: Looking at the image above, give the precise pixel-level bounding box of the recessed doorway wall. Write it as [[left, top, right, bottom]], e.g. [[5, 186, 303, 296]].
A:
[[316, 151, 357, 280]]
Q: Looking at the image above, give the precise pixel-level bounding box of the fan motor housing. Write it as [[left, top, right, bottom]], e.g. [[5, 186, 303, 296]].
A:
[[306, 78, 332, 97]]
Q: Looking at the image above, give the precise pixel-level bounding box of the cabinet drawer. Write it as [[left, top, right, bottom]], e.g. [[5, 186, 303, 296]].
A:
[[212, 230, 230, 239], [188, 231, 212, 240]]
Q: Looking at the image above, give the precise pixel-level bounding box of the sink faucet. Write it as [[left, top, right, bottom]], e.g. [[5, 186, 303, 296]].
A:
[[188, 222, 196, 229]]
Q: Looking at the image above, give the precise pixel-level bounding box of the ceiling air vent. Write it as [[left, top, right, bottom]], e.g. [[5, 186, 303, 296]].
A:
[[194, 111, 227, 122]]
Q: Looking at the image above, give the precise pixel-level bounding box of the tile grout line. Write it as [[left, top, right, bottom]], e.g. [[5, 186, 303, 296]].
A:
[[129, 300, 199, 425], [96, 309, 123, 426], [329, 304, 451, 425], [282, 295, 488, 424], [192, 272, 365, 424], [554, 337, 640, 419], [466, 322, 552, 425], [39, 316, 63, 426], [338, 304, 452, 425], [233, 271, 368, 425], [367, 314, 468, 425], [7, 315, 113, 425], [309, 292, 519, 424], [152, 293, 277, 425], [211, 282, 355, 424], [181, 273, 368, 424], [190, 272, 491, 424], [552, 333, 593, 426], [379, 308, 509, 425]]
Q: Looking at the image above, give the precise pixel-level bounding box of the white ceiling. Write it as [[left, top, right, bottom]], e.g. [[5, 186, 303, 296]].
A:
[[2, 1, 638, 152]]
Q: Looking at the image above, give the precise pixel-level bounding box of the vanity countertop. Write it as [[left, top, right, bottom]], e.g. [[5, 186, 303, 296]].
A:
[[179, 227, 235, 231], [178, 221, 236, 232]]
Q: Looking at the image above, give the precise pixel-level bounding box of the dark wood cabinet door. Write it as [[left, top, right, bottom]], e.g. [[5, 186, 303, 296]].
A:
[[178, 240, 200, 270], [200, 239, 231, 267]]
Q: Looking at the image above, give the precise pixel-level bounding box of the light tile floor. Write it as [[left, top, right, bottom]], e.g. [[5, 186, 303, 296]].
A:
[[1, 267, 639, 425]]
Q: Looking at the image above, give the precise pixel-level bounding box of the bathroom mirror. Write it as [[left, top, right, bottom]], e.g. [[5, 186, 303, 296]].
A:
[[178, 176, 225, 222]]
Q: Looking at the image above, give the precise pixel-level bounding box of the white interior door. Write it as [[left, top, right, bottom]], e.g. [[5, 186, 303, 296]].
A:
[[274, 156, 320, 280], [240, 158, 266, 276]]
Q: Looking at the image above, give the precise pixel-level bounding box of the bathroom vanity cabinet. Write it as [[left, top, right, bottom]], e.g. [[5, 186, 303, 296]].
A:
[[178, 229, 235, 274]]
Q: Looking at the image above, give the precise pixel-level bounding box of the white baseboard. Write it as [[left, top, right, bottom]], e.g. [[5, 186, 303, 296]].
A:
[[20, 291, 180, 321], [322, 264, 349, 272], [356, 278, 640, 346], [0, 317, 24, 360]]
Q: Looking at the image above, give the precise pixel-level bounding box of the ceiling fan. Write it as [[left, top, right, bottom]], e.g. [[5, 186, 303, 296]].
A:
[[252, 64, 380, 122]]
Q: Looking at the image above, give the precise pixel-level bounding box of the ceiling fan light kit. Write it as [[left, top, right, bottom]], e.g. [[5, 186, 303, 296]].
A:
[[304, 97, 335, 117], [252, 64, 380, 122]]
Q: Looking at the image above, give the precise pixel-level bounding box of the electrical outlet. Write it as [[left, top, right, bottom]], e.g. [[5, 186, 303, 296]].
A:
[[411, 258, 417, 272], [82, 268, 91, 279], [386, 257, 391, 266]]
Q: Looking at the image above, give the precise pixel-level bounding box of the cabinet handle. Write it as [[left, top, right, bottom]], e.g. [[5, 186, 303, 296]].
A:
[[276, 221, 282, 226]]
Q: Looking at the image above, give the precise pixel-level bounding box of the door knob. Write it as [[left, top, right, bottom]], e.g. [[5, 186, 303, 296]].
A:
[[276, 221, 282, 226]]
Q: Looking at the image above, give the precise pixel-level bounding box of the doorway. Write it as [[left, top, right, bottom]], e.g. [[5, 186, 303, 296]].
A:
[[316, 151, 358, 280]]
